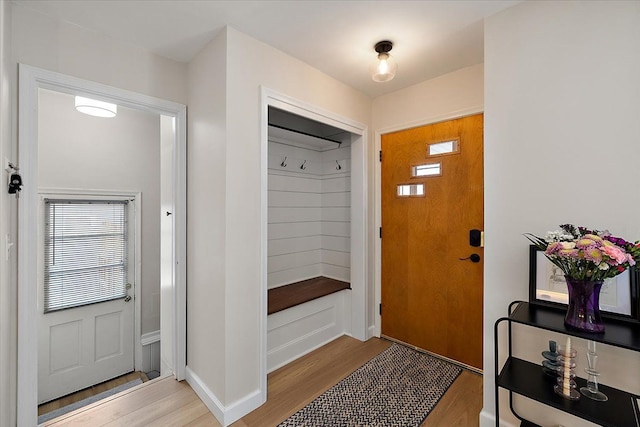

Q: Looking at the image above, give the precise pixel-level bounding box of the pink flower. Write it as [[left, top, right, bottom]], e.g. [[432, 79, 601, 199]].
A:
[[576, 238, 597, 249], [584, 248, 603, 264], [545, 242, 563, 255], [558, 249, 580, 258], [601, 245, 627, 264]]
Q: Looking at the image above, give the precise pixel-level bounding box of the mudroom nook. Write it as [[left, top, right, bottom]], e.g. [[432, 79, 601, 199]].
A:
[[266, 107, 354, 372]]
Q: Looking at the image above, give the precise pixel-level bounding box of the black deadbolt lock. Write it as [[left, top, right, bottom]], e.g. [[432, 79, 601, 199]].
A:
[[8, 173, 22, 194], [470, 229, 482, 247]]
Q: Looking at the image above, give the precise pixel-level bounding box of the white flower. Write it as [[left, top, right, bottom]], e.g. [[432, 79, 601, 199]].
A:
[[544, 230, 574, 243], [598, 262, 609, 270]]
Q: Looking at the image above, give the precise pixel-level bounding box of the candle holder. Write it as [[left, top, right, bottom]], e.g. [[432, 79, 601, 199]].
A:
[[542, 340, 559, 377], [580, 340, 608, 401], [554, 344, 580, 400]]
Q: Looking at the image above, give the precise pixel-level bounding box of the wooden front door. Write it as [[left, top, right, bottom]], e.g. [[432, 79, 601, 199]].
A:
[[381, 113, 483, 370]]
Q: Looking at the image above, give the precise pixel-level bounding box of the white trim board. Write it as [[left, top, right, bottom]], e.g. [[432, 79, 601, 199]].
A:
[[141, 330, 161, 346], [17, 64, 187, 426]]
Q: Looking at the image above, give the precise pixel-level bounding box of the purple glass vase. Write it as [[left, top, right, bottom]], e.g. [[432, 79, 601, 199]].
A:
[[564, 276, 605, 333]]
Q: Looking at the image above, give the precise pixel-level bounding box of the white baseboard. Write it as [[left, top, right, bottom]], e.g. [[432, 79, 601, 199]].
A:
[[267, 291, 347, 372], [185, 367, 225, 424], [367, 324, 375, 339], [185, 366, 264, 427], [479, 408, 516, 427]]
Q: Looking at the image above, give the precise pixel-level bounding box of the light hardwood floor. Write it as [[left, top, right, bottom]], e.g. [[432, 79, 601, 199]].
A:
[[45, 336, 482, 426]]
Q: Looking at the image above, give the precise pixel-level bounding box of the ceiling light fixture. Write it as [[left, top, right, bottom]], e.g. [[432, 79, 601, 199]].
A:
[[370, 40, 397, 83], [75, 96, 118, 118]]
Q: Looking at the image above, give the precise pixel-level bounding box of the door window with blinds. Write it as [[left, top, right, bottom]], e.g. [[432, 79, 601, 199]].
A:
[[44, 199, 129, 313]]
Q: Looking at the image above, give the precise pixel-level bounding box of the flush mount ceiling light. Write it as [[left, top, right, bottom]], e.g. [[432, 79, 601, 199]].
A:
[[370, 40, 397, 83], [74, 96, 118, 118]]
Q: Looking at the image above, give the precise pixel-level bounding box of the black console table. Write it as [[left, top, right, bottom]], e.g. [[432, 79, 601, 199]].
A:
[[494, 301, 640, 427]]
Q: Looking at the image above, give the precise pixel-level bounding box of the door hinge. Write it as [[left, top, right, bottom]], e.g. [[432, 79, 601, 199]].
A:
[[379, 303, 382, 316], [379, 227, 382, 238], [379, 150, 382, 162]]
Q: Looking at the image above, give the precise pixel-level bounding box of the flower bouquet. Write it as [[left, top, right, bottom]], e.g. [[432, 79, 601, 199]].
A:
[[526, 224, 640, 332]]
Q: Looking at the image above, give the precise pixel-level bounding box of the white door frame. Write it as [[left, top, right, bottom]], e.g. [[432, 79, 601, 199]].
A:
[[17, 64, 187, 426], [260, 87, 369, 400], [373, 107, 483, 338]]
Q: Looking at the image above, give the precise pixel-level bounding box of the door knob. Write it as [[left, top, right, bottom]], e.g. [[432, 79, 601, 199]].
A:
[[124, 295, 132, 302], [459, 254, 481, 263]]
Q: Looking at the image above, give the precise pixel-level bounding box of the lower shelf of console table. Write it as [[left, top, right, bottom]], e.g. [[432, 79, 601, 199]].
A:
[[498, 353, 640, 426]]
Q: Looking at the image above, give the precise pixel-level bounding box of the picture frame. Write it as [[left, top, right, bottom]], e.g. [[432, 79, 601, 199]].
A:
[[528, 245, 639, 322]]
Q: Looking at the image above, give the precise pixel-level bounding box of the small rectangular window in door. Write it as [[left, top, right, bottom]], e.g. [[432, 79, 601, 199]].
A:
[[411, 163, 441, 178], [427, 139, 459, 157], [397, 183, 424, 197]]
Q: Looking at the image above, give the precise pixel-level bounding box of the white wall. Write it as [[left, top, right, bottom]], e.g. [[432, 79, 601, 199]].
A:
[[3, 4, 187, 423], [186, 28, 228, 405], [267, 132, 351, 288], [372, 64, 483, 131], [483, 2, 640, 426], [186, 25, 370, 424], [11, 3, 187, 105], [0, 1, 15, 425], [226, 26, 370, 405], [38, 89, 161, 335]]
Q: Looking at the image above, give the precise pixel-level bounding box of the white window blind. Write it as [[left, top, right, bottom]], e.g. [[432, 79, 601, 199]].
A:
[[44, 199, 129, 313]]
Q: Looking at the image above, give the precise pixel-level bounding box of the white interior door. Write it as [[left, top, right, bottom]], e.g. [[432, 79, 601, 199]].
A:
[[37, 298, 134, 403], [37, 196, 135, 404]]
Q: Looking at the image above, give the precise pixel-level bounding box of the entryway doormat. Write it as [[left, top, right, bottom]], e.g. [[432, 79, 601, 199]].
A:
[[278, 343, 462, 427]]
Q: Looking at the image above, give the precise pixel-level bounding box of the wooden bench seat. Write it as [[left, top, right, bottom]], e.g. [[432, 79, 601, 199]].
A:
[[267, 276, 351, 315]]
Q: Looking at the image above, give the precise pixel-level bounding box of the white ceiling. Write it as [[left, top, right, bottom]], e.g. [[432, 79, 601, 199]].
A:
[[13, 0, 520, 98]]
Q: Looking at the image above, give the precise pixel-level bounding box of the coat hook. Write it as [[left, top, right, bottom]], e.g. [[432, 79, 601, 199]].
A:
[[300, 160, 307, 170], [280, 156, 287, 167], [336, 160, 342, 170]]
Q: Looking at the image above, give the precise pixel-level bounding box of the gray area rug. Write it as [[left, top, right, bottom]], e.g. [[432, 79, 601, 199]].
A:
[[278, 343, 462, 427], [38, 378, 143, 424]]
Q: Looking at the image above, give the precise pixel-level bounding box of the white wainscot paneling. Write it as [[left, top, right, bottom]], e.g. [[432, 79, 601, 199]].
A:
[[322, 236, 350, 252], [321, 192, 350, 207], [321, 207, 350, 222], [321, 250, 350, 268], [321, 221, 350, 237], [268, 190, 321, 208], [268, 174, 322, 193], [268, 250, 322, 273], [322, 176, 350, 193], [268, 222, 322, 239], [140, 330, 161, 373], [268, 265, 323, 288], [322, 264, 350, 283], [268, 207, 322, 223], [267, 291, 348, 372], [268, 235, 322, 257]]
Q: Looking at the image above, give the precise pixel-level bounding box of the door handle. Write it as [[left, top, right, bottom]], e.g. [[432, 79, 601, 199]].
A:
[[124, 295, 132, 302], [459, 254, 481, 263]]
